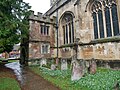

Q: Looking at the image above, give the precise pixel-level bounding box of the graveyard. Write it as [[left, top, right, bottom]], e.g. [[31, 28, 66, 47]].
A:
[[0, 0, 120, 90], [29, 60, 120, 90]]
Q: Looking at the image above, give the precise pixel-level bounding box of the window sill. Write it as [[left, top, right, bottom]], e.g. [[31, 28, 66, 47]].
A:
[[51, 36, 120, 48], [41, 53, 50, 55], [60, 36, 120, 47], [60, 43, 75, 48], [91, 36, 120, 44]]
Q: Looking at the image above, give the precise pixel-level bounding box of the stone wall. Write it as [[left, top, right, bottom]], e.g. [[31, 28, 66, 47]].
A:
[[47, 0, 120, 61], [29, 0, 120, 63], [77, 42, 120, 60], [28, 11, 56, 60]]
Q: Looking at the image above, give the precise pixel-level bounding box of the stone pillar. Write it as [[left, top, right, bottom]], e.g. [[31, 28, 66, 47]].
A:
[[109, 7, 114, 36], [102, 4, 107, 38]]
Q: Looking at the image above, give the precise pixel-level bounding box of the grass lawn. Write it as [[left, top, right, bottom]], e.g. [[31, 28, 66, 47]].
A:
[[0, 78, 21, 90], [30, 66, 120, 90], [0, 58, 19, 63]]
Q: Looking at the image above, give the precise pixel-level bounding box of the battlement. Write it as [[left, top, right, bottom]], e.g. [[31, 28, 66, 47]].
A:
[[29, 10, 56, 24]]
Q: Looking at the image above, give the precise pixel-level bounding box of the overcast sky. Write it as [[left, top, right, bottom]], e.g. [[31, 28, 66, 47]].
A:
[[23, 0, 50, 14]]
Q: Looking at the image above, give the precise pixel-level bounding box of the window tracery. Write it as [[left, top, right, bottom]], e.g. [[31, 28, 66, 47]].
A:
[[62, 13, 74, 44], [92, 0, 119, 39]]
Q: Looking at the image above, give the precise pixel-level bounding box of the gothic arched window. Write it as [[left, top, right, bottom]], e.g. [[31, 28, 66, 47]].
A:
[[92, 0, 119, 39], [62, 13, 74, 44]]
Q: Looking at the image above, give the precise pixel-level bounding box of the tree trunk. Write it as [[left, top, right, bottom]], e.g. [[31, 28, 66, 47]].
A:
[[20, 38, 29, 66], [5, 51, 9, 59]]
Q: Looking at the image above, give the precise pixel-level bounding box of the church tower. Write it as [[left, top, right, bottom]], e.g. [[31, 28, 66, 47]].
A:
[[50, 0, 58, 6]]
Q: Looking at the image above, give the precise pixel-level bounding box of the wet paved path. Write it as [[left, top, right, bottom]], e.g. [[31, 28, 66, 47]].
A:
[[1, 62, 60, 90]]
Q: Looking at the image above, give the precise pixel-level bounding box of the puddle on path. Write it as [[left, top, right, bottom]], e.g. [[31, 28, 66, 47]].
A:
[[5, 62, 26, 85], [4, 62, 61, 90]]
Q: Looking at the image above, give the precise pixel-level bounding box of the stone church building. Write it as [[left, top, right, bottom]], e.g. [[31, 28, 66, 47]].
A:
[[28, 0, 120, 68]]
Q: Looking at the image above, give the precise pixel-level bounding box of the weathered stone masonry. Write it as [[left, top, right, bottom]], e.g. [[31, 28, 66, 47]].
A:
[[28, 0, 120, 68]]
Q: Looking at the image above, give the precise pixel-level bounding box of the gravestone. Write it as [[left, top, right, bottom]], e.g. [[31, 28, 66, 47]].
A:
[[51, 64, 56, 70], [90, 60, 97, 74], [71, 60, 84, 81], [105, 62, 110, 69], [29, 60, 39, 66], [61, 59, 68, 70], [80, 60, 87, 75], [85, 61, 90, 74], [40, 59, 47, 66]]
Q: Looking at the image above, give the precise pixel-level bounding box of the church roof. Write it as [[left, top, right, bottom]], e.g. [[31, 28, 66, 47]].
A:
[[45, 0, 71, 16]]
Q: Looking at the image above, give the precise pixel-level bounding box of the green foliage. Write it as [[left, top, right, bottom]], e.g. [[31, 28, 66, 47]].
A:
[[0, 0, 31, 53], [31, 66, 120, 90], [0, 77, 21, 90], [71, 68, 120, 90], [40, 67, 71, 78]]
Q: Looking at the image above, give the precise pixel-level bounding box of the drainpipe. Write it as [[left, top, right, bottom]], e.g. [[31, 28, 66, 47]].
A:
[[56, 2, 58, 58], [56, 1, 59, 65]]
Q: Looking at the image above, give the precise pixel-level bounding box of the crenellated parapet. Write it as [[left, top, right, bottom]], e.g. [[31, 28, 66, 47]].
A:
[[29, 10, 56, 24]]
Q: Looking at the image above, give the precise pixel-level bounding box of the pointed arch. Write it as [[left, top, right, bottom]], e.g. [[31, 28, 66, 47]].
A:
[[59, 11, 75, 44], [86, 0, 119, 39], [59, 11, 75, 24]]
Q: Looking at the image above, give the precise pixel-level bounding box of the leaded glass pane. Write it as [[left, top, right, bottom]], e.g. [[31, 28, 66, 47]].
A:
[[92, 12, 98, 39], [63, 26, 65, 44], [105, 7, 112, 37], [66, 25, 68, 44], [98, 10, 104, 38], [69, 23, 71, 43], [111, 4, 119, 36], [72, 21, 74, 42]]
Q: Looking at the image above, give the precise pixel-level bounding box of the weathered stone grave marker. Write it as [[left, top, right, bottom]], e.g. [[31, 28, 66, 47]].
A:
[[71, 60, 84, 81], [61, 59, 68, 70], [89, 59, 97, 74], [40, 59, 47, 66], [51, 64, 56, 70]]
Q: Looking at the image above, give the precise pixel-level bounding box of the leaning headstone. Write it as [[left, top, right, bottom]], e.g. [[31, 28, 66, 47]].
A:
[[71, 60, 84, 81], [51, 64, 56, 70], [61, 59, 68, 70], [90, 60, 97, 74]]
